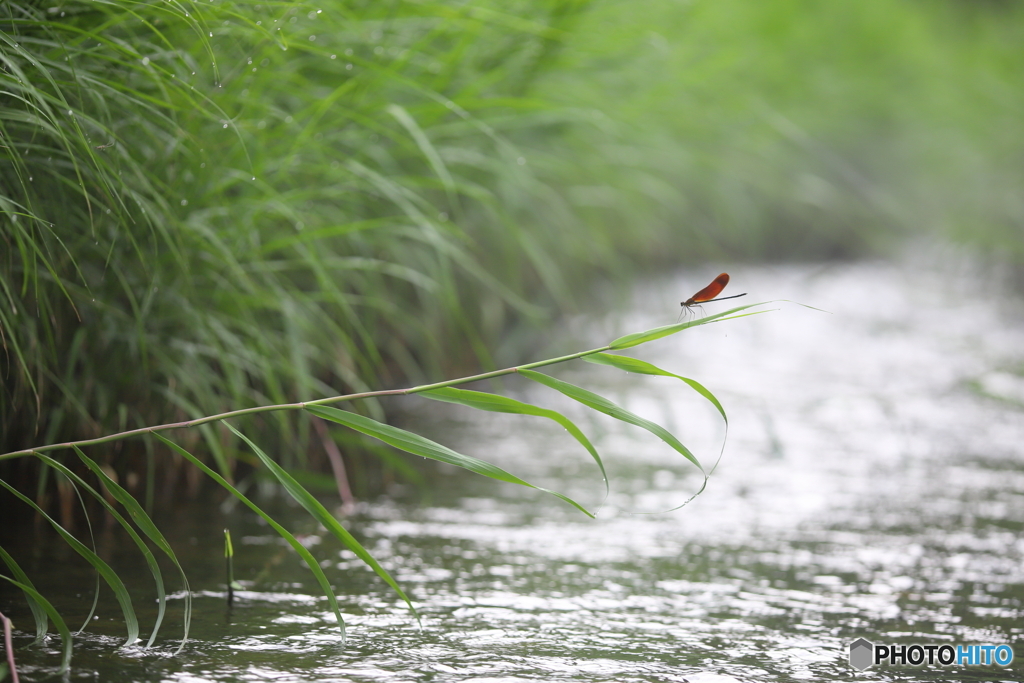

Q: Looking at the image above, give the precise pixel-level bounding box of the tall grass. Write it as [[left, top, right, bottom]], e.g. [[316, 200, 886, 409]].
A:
[[528, 0, 1024, 266], [3, 0, 1023, 505], [1, 0, 601, 486], [1, 300, 755, 670]]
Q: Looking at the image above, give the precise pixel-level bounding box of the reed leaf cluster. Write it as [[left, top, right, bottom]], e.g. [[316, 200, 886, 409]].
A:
[[4, 0, 1024, 482], [1, 0, 601, 482], [1, 304, 759, 671]]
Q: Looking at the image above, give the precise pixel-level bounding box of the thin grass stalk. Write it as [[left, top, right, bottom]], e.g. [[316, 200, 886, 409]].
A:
[[0, 609, 19, 683], [224, 529, 234, 608], [1, 304, 760, 461]]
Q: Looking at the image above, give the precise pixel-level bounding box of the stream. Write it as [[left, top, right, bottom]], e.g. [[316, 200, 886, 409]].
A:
[[3, 251, 1023, 682]]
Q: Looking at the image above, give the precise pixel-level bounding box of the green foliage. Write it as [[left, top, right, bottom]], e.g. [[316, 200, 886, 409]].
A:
[[3, 0, 1023, 473], [0, 0, 599, 467], [0, 308, 752, 670], [531, 0, 1024, 265]]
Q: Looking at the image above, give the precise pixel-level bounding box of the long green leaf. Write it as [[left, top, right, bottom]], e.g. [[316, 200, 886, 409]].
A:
[[71, 448, 192, 652], [608, 304, 767, 350], [306, 405, 595, 518], [222, 422, 420, 618], [420, 386, 608, 495], [34, 454, 164, 644], [582, 353, 732, 476], [0, 545, 47, 644], [151, 432, 348, 642], [0, 576, 72, 673], [582, 353, 727, 425], [61, 470, 102, 635], [0, 480, 139, 647], [518, 369, 703, 473]]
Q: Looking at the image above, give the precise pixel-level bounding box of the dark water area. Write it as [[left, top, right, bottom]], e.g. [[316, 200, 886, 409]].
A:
[[2, 253, 1023, 682]]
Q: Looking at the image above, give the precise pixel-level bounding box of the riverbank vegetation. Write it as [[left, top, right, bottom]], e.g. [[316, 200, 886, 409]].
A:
[[3, 0, 1023, 674], [3, 0, 1023, 471]]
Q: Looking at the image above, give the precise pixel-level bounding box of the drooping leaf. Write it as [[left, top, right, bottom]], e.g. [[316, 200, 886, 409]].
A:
[[519, 369, 703, 473], [152, 432, 348, 642], [223, 422, 420, 619], [306, 405, 594, 518], [0, 575, 72, 673], [0, 545, 47, 644], [72, 448, 192, 652], [34, 452, 166, 646], [419, 386, 607, 494], [0, 478, 140, 646], [582, 353, 727, 425]]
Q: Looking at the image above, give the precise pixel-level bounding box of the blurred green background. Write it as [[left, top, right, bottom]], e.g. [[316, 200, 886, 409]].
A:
[[2, 0, 1022, 495]]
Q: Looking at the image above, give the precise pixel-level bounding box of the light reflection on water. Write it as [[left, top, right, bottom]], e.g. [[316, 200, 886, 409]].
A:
[[5, 256, 1024, 681]]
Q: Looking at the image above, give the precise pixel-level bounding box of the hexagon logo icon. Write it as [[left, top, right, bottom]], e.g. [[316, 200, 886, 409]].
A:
[[849, 638, 874, 670]]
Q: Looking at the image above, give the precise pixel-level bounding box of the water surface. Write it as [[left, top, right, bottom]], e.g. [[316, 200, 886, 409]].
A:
[[4, 254, 1023, 681]]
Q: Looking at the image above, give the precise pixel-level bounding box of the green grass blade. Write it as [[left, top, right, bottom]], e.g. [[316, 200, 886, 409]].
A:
[[0, 480, 139, 647], [0, 576, 72, 673], [420, 386, 608, 495], [386, 104, 457, 202], [0, 545, 47, 645], [221, 422, 420, 618], [306, 405, 595, 518], [61, 472, 101, 635], [582, 353, 727, 425], [151, 433, 347, 642], [71, 448, 191, 652], [582, 353, 731, 477], [519, 369, 704, 473], [608, 304, 768, 350]]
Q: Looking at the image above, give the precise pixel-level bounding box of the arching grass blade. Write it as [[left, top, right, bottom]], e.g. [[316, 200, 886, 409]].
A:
[[71, 448, 192, 652], [35, 453, 167, 646], [582, 353, 731, 475], [0, 576, 72, 673], [519, 369, 703, 473], [222, 422, 419, 619], [420, 386, 608, 495], [0, 546, 46, 645], [151, 433, 348, 642], [582, 353, 727, 425], [0, 480, 140, 647], [306, 405, 595, 518]]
